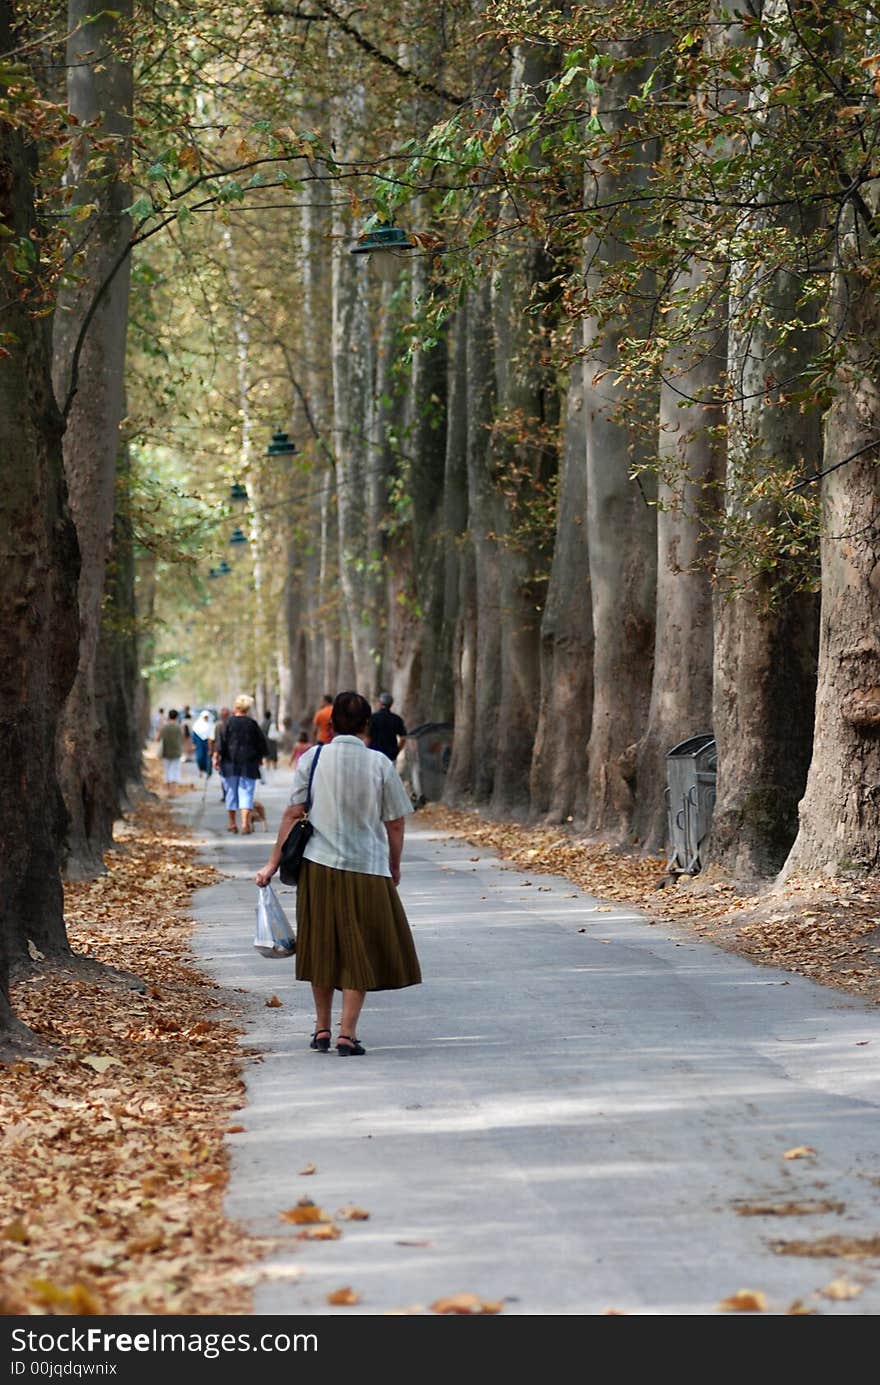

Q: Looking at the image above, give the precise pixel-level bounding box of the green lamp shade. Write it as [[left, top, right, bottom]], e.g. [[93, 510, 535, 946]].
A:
[[230, 482, 248, 502], [217, 559, 232, 574], [267, 430, 297, 456], [229, 527, 248, 545], [350, 225, 415, 255]]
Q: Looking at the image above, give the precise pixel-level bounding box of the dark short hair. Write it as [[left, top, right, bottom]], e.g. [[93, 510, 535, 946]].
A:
[[331, 691, 371, 736], [168, 709, 178, 719], [323, 693, 333, 704]]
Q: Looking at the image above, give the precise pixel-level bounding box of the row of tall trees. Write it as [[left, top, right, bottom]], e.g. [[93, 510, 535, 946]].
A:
[[4, 0, 880, 1045]]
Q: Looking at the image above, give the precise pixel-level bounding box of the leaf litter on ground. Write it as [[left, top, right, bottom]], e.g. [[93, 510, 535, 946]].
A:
[[1, 773, 271, 1315]]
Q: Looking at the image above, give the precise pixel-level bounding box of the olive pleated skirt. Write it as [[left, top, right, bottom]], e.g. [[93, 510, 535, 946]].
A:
[[295, 860, 422, 991]]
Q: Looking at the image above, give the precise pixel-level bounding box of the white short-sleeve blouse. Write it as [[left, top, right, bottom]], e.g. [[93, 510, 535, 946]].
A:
[[289, 735, 413, 877]]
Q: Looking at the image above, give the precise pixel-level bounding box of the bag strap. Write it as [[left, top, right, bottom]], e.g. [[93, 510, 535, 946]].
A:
[[305, 744, 323, 814]]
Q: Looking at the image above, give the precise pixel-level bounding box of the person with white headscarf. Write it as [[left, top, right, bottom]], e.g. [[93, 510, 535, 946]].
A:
[[191, 708, 216, 778]]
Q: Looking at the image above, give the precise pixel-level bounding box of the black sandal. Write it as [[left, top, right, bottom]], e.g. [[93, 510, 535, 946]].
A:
[[310, 1029, 331, 1052], [336, 1034, 365, 1056]]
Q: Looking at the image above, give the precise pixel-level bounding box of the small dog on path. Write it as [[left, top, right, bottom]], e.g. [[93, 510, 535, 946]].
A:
[[251, 800, 269, 831]]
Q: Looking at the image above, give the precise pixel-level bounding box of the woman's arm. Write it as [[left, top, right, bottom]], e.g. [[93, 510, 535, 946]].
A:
[[385, 816, 405, 886], [255, 802, 306, 886]]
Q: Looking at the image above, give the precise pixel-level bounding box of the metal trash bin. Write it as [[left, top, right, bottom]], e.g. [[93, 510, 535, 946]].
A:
[[665, 734, 717, 874], [402, 722, 453, 805]]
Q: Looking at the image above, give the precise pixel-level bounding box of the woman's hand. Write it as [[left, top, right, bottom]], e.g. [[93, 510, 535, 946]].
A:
[[255, 864, 275, 887]]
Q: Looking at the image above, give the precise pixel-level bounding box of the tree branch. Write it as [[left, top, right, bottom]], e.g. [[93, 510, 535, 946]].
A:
[[264, 1, 466, 106]]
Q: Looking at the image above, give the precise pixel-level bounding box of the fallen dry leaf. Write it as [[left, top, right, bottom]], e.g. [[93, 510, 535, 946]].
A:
[[280, 1204, 330, 1225], [81, 1055, 123, 1074], [717, 1289, 768, 1312], [296, 1224, 341, 1241], [773, 1234, 880, 1259], [265, 996, 283, 1008], [733, 1198, 843, 1217], [337, 1205, 370, 1221], [226, 1124, 246, 1134], [821, 1276, 863, 1300], [430, 1293, 504, 1315], [396, 1240, 432, 1247], [299, 1163, 317, 1176], [783, 1146, 817, 1160], [327, 1286, 361, 1305], [787, 1299, 818, 1315]]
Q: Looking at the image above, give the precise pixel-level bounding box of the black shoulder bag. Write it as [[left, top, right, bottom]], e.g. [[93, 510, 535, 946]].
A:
[[278, 746, 323, 886]]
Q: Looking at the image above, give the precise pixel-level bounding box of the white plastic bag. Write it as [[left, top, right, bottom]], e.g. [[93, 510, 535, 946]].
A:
[[254, 884, 296, 958]]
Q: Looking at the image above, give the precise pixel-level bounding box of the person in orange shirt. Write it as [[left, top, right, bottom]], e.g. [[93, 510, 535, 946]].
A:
[[312, 694, 334, 745]]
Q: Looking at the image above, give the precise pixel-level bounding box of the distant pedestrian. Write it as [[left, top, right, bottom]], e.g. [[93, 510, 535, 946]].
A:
[[312, 694, 334, 745], [289, 730, 310, 769], [213, 694, 269, 834], [191, 708, 216, 778], [256, 690, 420, 1057], [264, 712, 280, 772], [157, 709, 183, 792], [278, 717, 296, 757], [370, 692, 407, 762]]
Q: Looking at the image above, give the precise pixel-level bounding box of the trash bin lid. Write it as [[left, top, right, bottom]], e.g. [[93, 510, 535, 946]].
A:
[[666, 733, 715, 760]]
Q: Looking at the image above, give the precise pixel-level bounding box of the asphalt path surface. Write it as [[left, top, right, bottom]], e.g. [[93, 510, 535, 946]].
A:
[[173, 766, 880, 1316]]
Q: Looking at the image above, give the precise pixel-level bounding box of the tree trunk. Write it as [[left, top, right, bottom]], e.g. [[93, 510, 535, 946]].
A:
[[53, 0, 133, 878], [633, 265, 723, 850], [708, 0, 820, 878], [783, 213, 880, 875], [489, 43, 561, 819], [447, 279, 501, 803], [530, 359, 593, 822], [0, 0, 80, 1040], [582, 51, 659, 839]]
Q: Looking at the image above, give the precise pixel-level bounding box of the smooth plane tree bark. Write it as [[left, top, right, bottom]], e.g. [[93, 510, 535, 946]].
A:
[[783, 197, 880, 877], [53, 0, 133, 878], [330, 80, 380, 688], [0, 0, 80, 1041], [530, 359, 593, 822], [582, 50, 658, 839], [489, 41, 560, 818], [633, 265, 723, 851], [709, 0, 820, 878]]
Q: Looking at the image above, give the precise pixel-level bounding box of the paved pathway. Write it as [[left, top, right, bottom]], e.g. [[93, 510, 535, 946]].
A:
[[173, 767, 880, 1316]]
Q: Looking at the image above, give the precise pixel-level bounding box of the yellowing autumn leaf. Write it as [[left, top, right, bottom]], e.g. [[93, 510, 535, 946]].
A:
[[279, 1204, 330, 1225], [265, 996, 283, 1008], [29, 1280, 101, 1314], [430, 1293, 503, 1315], [3, 1219, 29, 1244], [718, 1289, 768, 1312], [82, 1056, 123, 1073], [298, 1163, 317, 1176], [337, 1205, 369, 1221], [178, 147, 199, 172], [783, 1146, 817, 1160], [296, 1224, 341, 1241], [327, 1286, 360, 1305], [821, 1277, 862, 1300]]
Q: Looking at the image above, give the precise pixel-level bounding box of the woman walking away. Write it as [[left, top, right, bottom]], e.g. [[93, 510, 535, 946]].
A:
[[213, 694, 268, 833], [191, 708, 216, 779], [255, 690, 420, 1056]]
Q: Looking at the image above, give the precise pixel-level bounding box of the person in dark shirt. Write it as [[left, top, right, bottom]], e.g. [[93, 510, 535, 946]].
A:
[[212, 694, 268, 833], [370, 692, 407, 762]]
